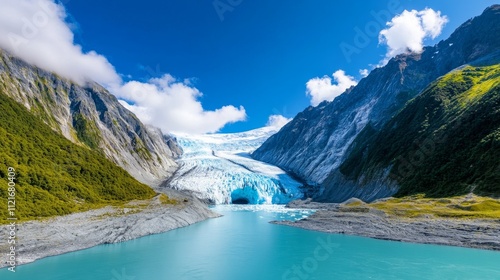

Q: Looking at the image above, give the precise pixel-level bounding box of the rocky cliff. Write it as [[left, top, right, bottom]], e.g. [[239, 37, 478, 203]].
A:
[[253, 5, 500, 201], [0, 49, 181, 186], [337, 62, 500, 199]]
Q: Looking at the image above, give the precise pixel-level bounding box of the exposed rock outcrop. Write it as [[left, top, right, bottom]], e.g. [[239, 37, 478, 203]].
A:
[[0, 49, 181, 186], [253, 5, 500, 202]]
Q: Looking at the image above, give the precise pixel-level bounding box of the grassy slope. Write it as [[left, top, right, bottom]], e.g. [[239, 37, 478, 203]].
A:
[[370, 195, 500, 219], [340, 64, 500, 198], [0, 92, 156, 223]]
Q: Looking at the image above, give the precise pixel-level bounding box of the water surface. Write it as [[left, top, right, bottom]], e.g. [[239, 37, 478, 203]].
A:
[[2, 205, 500, 280]]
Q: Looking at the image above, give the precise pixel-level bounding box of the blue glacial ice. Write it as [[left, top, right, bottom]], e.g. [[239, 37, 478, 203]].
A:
[[168, 127, 304, 204]]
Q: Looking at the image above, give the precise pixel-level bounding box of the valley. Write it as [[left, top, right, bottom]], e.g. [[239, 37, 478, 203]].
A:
[[0, 2, 499, 279]]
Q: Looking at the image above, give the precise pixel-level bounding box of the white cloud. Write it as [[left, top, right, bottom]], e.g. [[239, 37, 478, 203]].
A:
[[266, 115, 291, 129], [116, 75, 247, 134], [379, 8, 448, 60], [359, 69, 369, 77], [0, 0, 247, 134], [0, 0, 120, 86], [306, 70, 357, 106], [419, 9, 448, 38]]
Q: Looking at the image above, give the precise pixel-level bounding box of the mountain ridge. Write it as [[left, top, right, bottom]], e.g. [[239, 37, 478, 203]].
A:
[[0, 49, 181, 186], [0, 91, 157, 221], [253, 5, 500, 202], [336, 63, 500, 198]]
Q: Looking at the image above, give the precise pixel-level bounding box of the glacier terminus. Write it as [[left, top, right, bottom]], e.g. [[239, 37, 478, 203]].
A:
[[165, 127, 304, 204]]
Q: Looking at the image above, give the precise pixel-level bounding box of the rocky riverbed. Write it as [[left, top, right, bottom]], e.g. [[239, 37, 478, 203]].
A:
[[273, 199, 500, 251], [0, 188, 220, 269]]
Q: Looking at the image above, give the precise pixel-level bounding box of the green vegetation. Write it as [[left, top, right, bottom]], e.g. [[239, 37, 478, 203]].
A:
[[369, 195, 500, 219], [132, 136, 152, 160], [340, 64, 500, 198], [31, 98, 59, 130], [73, 113, 101, 149], [0, 92, 156, 223], [95, 194, 179, 219], [159, 193, 178, 205]]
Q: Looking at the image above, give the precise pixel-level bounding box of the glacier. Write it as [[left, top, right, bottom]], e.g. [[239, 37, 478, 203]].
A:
[[166, 127, 304, 204]]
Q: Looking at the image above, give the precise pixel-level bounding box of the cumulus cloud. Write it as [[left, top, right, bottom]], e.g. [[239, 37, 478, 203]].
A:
[[419, 9, 448, 38], [359, 69, 369, 77], [0, 0, 247, 134], [117, 75, 247, 134], [0, 0, 120, 86], [306, 70, 357, 106], [266, 115, 291, 129], [379, 8, 448, 59]]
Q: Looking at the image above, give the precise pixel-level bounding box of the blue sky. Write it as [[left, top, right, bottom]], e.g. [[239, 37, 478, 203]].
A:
[[1, 0, 497, 133]]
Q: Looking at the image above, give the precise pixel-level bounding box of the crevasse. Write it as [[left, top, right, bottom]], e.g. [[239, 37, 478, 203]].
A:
[[168, 127, 304, 204]]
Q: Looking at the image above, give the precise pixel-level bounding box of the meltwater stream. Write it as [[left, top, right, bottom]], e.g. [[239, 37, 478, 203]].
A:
[[2, 205, 500, 280]]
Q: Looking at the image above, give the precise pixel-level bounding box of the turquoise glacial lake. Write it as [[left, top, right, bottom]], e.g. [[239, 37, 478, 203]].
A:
[[2, 205, 500, 280]]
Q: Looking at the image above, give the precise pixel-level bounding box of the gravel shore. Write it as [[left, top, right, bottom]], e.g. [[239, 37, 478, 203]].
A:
[[273, 199, 500, 251], [0, 188, 220, 268]]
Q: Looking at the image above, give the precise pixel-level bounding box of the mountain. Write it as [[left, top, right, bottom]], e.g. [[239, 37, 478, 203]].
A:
[[339, 63, 500, 198], [0, 91, 156, 221], [164, 127, 304, 204], [252, 5, 500, 202], [0, 49, 181, 186]]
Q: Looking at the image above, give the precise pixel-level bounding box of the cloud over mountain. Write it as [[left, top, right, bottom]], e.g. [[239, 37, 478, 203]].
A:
[[0, 0, 246, 134], [117, 75, 246, 134], [306, 70, 357, 106], [379, 8, 448, 59]]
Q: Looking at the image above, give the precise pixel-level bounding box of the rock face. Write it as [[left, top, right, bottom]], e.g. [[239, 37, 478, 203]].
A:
[[0, 49, 181, 186], [253, 5, 500, 202], [275, 200, 500, 251], [338, 62, 500, 198]]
